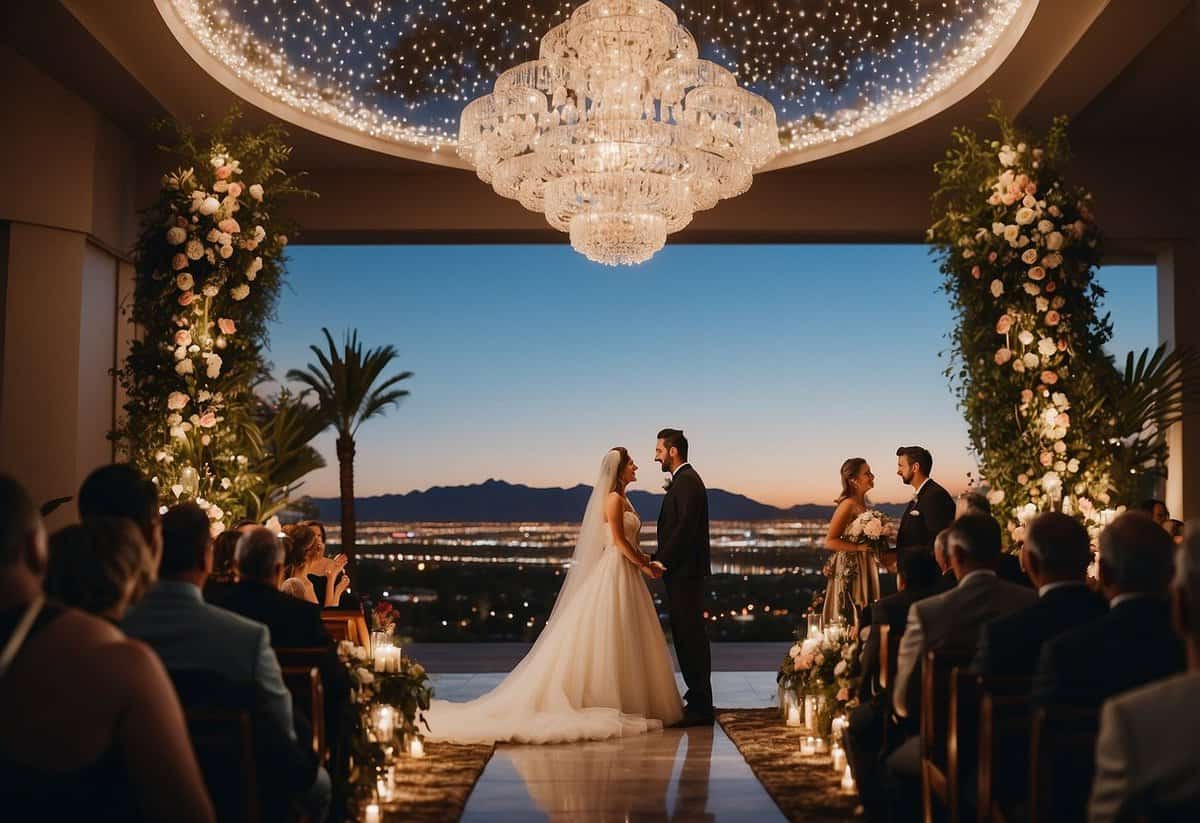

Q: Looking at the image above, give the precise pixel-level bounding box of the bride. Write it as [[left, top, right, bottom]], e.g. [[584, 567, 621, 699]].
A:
[[821, 457, 883, 627], [423, 447, 683, 743]]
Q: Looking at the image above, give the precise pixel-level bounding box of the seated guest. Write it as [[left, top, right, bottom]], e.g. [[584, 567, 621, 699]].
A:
[[77, 464, 163, 566], [209, 529, 241, 584], [932, 528, 956, 591], [1090, 525, 1200, 821], [848, 548, 942, 820], [0, 475, 214, 822], [281, 522, 348, 608], [885, 515, 1035, 818], [1134, 498, 1169, 526], [893, 514, 1036, 719], [1165, 518, 1185, 544], [122, 504, 330, 821], [45, 519, 156, 623], [955, 491, 991, 518], [972, 512, 1107, 678], [1034, 512, 1185, 707]]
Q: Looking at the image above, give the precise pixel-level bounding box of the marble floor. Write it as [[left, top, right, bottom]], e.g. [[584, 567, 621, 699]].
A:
[[431, 672, 787, 822]]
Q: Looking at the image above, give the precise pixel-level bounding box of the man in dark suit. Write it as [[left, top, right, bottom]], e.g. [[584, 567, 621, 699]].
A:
[[847, 548, 942, 820], [894, 446, 956, 555], [1034, 512, 1185, 707], [653, 428, 712, 725], [972, 512, 1106, 679]]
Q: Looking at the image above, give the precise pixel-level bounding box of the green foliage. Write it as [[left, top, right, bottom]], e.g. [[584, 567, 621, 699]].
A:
[[113, 108, 320, 527], [929, 105, 1197, 538]]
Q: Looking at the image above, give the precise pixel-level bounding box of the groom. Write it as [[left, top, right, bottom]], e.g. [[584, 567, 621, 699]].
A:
[[653, 428, 714, 726]]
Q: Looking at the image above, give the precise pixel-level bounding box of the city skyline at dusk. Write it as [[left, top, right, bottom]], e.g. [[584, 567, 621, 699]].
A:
[[267, 244, 1157, 507]]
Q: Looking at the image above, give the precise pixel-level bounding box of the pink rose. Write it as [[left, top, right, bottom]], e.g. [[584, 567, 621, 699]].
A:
[[1020, 389, 1034, 404], [836, 687, 850, 703], [995, 314, 1013, 334], [971, 265, 981, 280], [1057, 339, 1068, 352], [1045, 280, 1057, 293], [1045, 310, 1061, 326], [227, 182, 243, 199], [1014, 174, 1030, 190], [1041, 370, 1059, 385], [172, 253, 188, 271], [218, 218, 241, 235], [1057, 413, 1071, 427], [215, 165, 232, 180], [994, 348, 1012, 366], [1028, 266, 1046, 281], [178, 291, 195, 306], [987, 251, 998, 263], [1001, 192, 1018, 206], [198, 411, 217, 428], [217, 318, 236, 335], [1040, 452, 1054, 467], [174, 330, 192, 347]]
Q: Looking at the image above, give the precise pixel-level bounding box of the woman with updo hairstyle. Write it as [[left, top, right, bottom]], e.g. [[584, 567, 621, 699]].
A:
[[280, 523, 347, 607], [209, 529, 241, 584], [45, 518, 156, 622]]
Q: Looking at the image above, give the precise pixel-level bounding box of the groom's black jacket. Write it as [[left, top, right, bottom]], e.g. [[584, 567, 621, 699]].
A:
[[895, 478, 956, 552], [655, 464, 711, 578]]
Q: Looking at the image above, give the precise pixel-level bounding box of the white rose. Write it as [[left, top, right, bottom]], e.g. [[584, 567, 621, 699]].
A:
[[1037, 220, 1054, 234], [218, 244, 234, 260], [253, 225, 266, 242], [249, 183, 264, 201], [167, 391, 189, 411], [185, 239, 204, 261], [987, 488, 1006, 505], [176, 273, 194, 291], [1067, 459, 1080, 473], [170, 425, 186, 440], [175, 359, 194, 375], [1018, 330, 1035, 346], [1003, 225, 1020, 243], [174, 346, 188, 361], [1053, 440, 1067, 454], [991, 222, 1005, 236], [1021, 249, 1038, 265], [1048, 205, 1062, 217], [206, 355, 222, 379], [789, 644, 802, 659], [1038, 337, 1056, 356], [990, 279, 1004, 298], [1023, 352, 1039, 368], [166, 226, 187, 245], [230, 284, 250, 301], [1046, 231, 1064, 250], [212, 180, 229, 194], [998, 148, 1016, 167], [202, 284, 219, 298], [1015, 207, 1035, 226], [1022, 194, 1037, 209], [1036, 296, 1049, 312], [1013, 359, 1026, 373], [1024, 282, 1041, 296], [199, 196, 221, 216], [834, 660, 848, 676], [864, 519, 883, 539]]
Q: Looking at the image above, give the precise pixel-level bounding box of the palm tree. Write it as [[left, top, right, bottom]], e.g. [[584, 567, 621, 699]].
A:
[[244, 389, 328, 523], [288, 328, 413, 574]]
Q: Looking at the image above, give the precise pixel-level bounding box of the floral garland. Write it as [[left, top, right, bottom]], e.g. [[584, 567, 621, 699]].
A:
[[337, 642, 433, 809], [116, 110, 315, 527], [778, 628, 862, 711], [928, 107, 1192, 540]]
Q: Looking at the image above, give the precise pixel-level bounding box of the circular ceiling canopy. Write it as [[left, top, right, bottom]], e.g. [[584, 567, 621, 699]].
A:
[[159, 0, 1035, 168]]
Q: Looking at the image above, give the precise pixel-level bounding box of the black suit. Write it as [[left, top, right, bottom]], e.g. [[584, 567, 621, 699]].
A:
[[972, 583, 1107, 679], [1034, 596, 1186, 707], [859, 584, 939, 698], [936, 569, 957, 592], [895, 479, 956, 552], [655, 464, 712, 716]]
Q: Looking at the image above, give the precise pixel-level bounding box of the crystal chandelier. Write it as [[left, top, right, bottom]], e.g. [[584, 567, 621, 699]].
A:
[[457, 0, 780, 265]]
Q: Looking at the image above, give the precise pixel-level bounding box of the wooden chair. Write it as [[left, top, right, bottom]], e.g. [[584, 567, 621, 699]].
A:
[[878, 624, 892, 690], [275, 645, 331, 670], [280, 665, 326, 761], [320, 610, 369, 646], [1029, 704, 1100, 823], [947, 668, 982, 823], [976, 681, 1033, 823], [184, 707, 259, 823], [921, 647, 975, 823]]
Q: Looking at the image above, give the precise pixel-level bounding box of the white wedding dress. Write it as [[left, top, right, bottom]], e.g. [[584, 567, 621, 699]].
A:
[[423, 452, 683, 744]]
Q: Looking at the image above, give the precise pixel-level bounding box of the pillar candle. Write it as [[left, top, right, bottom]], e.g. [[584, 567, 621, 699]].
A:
[[801, 736, 815, 756], [409, 737, 425, 758], [832, 745, 847, 774], [365, 803, 381, 823], [841, 764, 856, 792], [786, 705, 802, 727]]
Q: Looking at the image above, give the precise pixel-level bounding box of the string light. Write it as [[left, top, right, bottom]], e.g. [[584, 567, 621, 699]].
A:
[[163, 0, 1029, 159]]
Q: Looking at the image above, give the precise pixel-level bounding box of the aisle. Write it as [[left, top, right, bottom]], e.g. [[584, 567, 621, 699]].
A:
[[432, 672, 788, 821]]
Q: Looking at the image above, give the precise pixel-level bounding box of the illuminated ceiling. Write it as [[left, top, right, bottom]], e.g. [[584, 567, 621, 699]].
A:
[[158, 0, 1037, 168]]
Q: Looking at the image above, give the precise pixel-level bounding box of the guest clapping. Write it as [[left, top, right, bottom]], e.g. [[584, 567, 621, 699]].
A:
[[281, 523, 348, 607], [0, 475, 214, 822]]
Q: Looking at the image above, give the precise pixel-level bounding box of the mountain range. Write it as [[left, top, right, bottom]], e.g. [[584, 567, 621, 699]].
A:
[[309, 479, 909, 522]]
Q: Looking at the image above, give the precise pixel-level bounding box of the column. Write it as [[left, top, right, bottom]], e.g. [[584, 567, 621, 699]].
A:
[[1157, 237, 1200, 521]]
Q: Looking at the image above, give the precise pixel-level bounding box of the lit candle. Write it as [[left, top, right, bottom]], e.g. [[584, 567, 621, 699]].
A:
[[374, 643, 392, 673], [373, 706, 395, 741], [804, 696, 817, 730], [801, 736, 816, 756], [408, 736, 425, 758], [815, 737, 828, 754], [376, 777, 393, 802], [365, 803, 381, 823], [841, 764, 856, 793], [832, 745, 847, 774], [786, 705, 802, 727]]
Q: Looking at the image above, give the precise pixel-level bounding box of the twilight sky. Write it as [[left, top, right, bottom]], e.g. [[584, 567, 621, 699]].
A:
[[266, 245, 1156, 507]]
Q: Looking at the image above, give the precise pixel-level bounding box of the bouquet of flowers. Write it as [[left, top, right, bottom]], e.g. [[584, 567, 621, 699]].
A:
[[777, 623, 864, 724], [372, 601, 398, 634], [844, 510, 891, 552]]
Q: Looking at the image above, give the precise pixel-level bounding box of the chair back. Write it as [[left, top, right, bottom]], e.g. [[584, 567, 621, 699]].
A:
[[920, 647, 974, 823], [878, 624, 892, 690], [281, 664, 326, 760], [947, 668, 982, 822], [977, 678, 1033, 823], [320, 610, 369, 646], [275, 646, 331, 670], [1029, 704, 1100, 823], [184, 707, 259, 823]]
